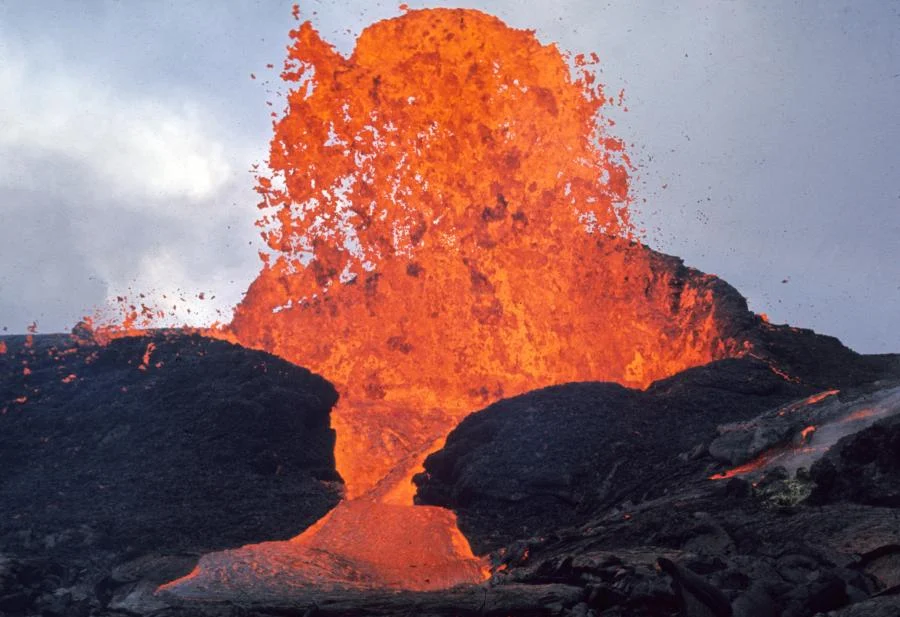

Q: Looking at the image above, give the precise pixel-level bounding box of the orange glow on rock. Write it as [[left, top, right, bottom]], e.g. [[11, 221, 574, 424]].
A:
[[805, 389, 840, 406], [777, 389, 839, 416], [0, 341, 7, 354], [709, 445, 820, 481], [162, 500, 488, 593], [840, 407, 880, 423], [138, 342, 156, 371]]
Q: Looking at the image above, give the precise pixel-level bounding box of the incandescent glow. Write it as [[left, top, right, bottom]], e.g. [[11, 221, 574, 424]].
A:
[[228, 5, 744, 497], [709, 446, 822, 481], [777, 389, 840, 416], [804, 390, 840, 406], [163, 5, 754, 594], [711, 386, 900, 481]]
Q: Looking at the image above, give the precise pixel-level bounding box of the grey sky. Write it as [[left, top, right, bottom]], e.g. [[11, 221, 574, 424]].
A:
[[0, 1, 897, 353]]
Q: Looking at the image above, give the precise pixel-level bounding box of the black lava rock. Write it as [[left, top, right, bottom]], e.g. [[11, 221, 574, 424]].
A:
[[414, 358, 814, 553], [415, 348, 899, 555], [0, 331, 343, 616], [809, 413, 900, 507]]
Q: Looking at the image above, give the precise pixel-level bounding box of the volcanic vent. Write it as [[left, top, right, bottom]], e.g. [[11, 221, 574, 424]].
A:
[[165, 6, 759, 595]]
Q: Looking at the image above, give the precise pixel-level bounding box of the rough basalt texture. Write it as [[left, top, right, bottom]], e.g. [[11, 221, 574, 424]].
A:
[[748, 323, 893, 390], [415, 347, 899, 556], [0, 332, 342, 616], [414, 358, 814, 553], [474, 485, 900, 617], [810, 412, 900, 507], [111, 376, 900, 616], [406, 353, 900, 617]]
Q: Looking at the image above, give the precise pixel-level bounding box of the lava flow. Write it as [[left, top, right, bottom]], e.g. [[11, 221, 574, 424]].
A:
[[710, 386, 900, 481], [164, 6, 753, 594]]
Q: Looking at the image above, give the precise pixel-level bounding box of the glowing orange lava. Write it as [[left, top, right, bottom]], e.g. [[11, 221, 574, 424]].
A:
[[138, 342, 156, 371], [840, 407, 880, 423], [230, 5, 744, 498], [709, 445, 821, 481], [805, 389, 840, 406], [710, 390, 895, 482], [166, 6, 754, 593], [777, 389, 839, 416]]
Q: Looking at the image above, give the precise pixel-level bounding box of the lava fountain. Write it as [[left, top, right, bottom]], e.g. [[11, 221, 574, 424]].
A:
[[164, 6, 753, 595]]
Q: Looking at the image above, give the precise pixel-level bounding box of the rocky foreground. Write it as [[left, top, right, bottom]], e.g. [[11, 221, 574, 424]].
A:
[[0, 332, 342, 616], [1, 327, 899, 616], [414, 359, 900, 616]]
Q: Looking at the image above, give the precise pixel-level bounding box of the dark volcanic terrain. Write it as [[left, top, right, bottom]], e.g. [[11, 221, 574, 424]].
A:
[[146, 342, 900, 617], [414, 358, 815, 553], [1, 314, 899, 616], [413, 357, 900, 554], [0, 332, 341, 616], [410, 347, 900, 616]]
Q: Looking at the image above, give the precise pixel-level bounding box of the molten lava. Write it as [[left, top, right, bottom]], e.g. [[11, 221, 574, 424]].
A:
[[229, 5, 743, 497], [777, 389, 840, 416], [710, 386, 900, 481], [165, 6, 754, 594]]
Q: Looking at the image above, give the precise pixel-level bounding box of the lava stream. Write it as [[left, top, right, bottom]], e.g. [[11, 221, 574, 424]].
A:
[[162, 401, 487, 593], [711, 386, 900, 481]]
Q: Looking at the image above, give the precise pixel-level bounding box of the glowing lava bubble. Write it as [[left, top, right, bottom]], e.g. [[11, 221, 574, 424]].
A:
[[166, 7, 747, 595]]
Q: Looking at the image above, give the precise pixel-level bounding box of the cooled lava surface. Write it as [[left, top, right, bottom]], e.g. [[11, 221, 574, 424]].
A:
[[0, 331, 341, 615]]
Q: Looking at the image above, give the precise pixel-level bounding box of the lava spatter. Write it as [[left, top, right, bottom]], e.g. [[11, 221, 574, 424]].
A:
[[228, 6, 744, 493], [165, 6, 749, 594]]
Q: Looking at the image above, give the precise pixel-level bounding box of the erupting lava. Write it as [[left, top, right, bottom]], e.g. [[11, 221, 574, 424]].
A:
[[165, 5, 752, 594], [230, 5, 744, 497]]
